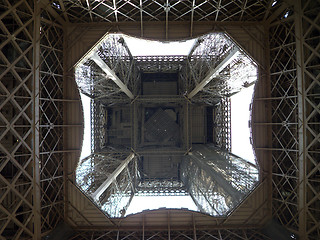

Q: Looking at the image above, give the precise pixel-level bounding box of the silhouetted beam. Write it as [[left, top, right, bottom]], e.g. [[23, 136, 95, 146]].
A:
[[187, 48, 239, 99], [90, 52, 134, 99], [91, 153, 135, 201]]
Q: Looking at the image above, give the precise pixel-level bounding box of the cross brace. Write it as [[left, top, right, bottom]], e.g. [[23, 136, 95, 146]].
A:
[[188, 48, 239, 99], [90, 52, 134, 99], [91, 153, 135, 200]]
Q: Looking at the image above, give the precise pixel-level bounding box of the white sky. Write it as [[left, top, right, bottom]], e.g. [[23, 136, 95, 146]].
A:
[[123, 35, 195, 56], [231, 85, 255, 163], [126, 195, 197, 216], [78, 35, 257, 215], [80, 93, 91, 160]]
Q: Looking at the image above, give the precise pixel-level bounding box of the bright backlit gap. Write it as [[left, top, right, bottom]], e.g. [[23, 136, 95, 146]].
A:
[[126, 196, 198, 216], [231, 85, 255, 163], [123, 35, 196, 56], [80, 93, 91, 160]]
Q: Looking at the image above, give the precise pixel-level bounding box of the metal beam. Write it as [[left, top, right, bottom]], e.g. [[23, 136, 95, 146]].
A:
[[91, 153, 135, 200], [90, 52, 134, 99], [294, 1, 307, 238], [32, 4, 41, 239], [187, 48, 239, 99], [38, 0, 66, 25]]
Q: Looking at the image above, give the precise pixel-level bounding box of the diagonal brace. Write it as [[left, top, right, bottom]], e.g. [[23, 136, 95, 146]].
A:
[[188, 48, 239, 99], [91, 153, 135, 201], [90, 52, 134, 99]]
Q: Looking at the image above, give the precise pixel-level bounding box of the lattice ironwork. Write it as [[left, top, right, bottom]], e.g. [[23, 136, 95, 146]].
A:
[[269, 0, 320, 239], [136, 55, 186, 73], [52, 0, 272, 23], [269, 7, 300, 236], [136, 179, 187, 196], [214, 97, 231, 151], [90, 100, 107, 153], [187, 33, 257, 104], [0, 0, 35, 239], [71, 228, 271, 240], [1, 1, 319, 239], [0, 1, 65, 239], [181, 144, 258, 216], [39, 5, 65, 235], [76, 152, 138, 218], [75, 34, 139, 103], [298, 1, 320, 238]]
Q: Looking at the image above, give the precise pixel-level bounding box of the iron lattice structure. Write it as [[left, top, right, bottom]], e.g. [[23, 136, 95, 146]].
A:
[[0, 0, 319, 240], [70, 229, 271, 240], [268, 1, 320, 238], [74, 31, 252, 218]]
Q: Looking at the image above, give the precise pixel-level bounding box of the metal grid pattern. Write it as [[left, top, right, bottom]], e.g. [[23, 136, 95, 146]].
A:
[[1, 0, 319, 239], [0, 1, 65, 239], [52, 0, 272, 24], [98, 155, 137, 218], [39, 8, 65, 234], [269, 0, 320, 239], [136, 179, 187, 196], [75, 34, 139, 102], [76, 152, 137, 218], [181, 144, 258, 216], [0, 1, 36, 239], [144, 108, 180, 143], [74, 25, 260, 229], [71, 229, 270, 240], [91, 100, 107, 152], [186, 33, 256, 105], [214, 97, 232, 151], [187, 33, 234, 100], [135, 55, 186, 73]]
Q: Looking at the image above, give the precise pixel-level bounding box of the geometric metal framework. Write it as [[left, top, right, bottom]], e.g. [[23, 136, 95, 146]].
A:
[[0, 0, 319, 239], [75, 32, 257, 218], [268, 1, 320, 238], [181, 144, 259, 216]]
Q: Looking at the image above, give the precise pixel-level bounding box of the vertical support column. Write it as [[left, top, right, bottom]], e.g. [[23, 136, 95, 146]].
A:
[[133, 101, 138, 149], [192, 213, 197, 240], [184, 101, 190, 151], [294, 0, 307, 237], [32, 2, 41, 239], [63, 25, 69, 222], [263, 22, 273, 216]]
